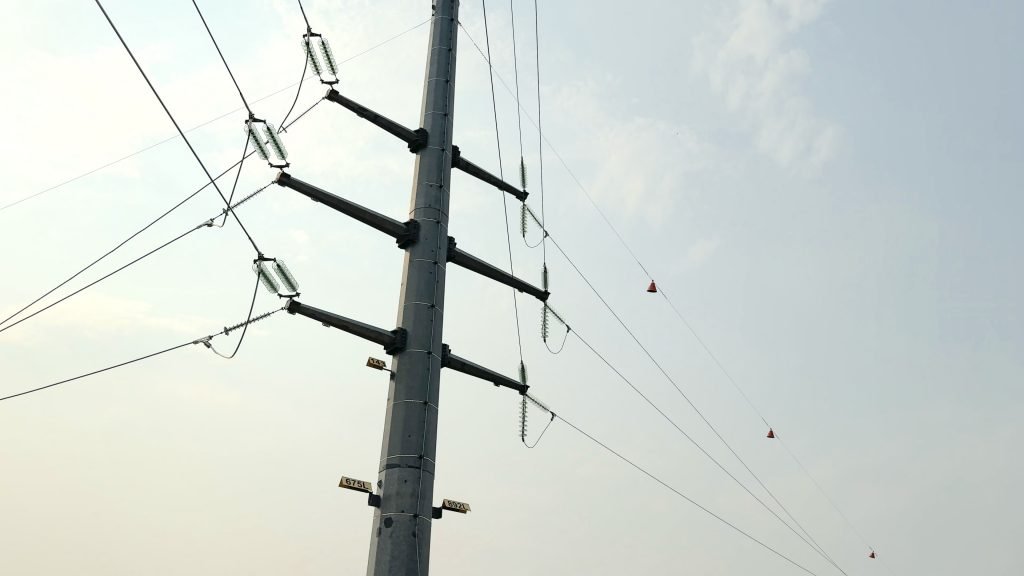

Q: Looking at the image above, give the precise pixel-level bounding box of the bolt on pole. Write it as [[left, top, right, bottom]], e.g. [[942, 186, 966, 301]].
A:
[[366, 2, 459, 575]]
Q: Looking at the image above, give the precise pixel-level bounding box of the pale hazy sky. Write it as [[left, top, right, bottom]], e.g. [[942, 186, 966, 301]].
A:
[[1, 1, 1021, 575]]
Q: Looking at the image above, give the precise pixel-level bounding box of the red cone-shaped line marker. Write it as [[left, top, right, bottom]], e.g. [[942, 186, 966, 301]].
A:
[[646, 281, 658, 293], [767, 428, 775, 439]]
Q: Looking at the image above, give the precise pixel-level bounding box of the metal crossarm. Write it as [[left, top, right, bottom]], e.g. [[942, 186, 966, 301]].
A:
[[275, 172, 419, 247], [325, 88, 428, 152], [441, 344, 528, 394], [447, 237, 549, 302], [286, 300, 407, 354]]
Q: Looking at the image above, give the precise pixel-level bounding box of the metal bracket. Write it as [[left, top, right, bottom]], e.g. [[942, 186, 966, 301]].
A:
[[397, 219, 420, 248], [368, 493, 382, 508], [386, 328, 408, 355], [409, 128, 429, 153]]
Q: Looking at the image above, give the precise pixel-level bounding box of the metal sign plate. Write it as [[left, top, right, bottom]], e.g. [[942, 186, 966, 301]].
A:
[[339, 476, 374, 494], [441, 499, 471, 513]]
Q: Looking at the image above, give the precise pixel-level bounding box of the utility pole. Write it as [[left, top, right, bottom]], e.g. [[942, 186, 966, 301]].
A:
[[275, 1, 545, 572], [367, 2, 459, 574]]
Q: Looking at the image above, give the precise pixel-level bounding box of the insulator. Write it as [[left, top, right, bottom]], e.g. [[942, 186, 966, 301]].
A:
[[520, 203, 528, 238], [541, 306, 550, 342], [273, 259, 299, 293], [254, 261, 280, 294], [518, 360, 527, 386], [303, 36, 323, 77], [263, 122, 288, 161], [542, 264, 549, 291], [318, 36, 339, 77], [519, 396, 528, 441], [519, 158, 527, 189], [245, 121, 269, 161]]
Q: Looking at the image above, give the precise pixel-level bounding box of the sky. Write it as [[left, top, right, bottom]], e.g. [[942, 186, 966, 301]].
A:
[[1, 0, 1021, 575]]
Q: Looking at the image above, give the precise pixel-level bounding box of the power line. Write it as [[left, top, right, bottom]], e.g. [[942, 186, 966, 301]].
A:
[[204, 274, 261, 359], [459, 24, 856, 568], [191, 0, 254, 116], [0, 118, 218, 215], [544, 231, 846, 573], [334, 18, 432, 67], [480, 1, 524, 364], [0, 222, 206, 335], [0, 179, 277, 336], [279, 0, 324, 131], [93, 0, 261, 255], [188, 0, 266, 226], [779, 437, 882, 556], [658, 286, 844, 565], [531, 0, 548, 265], [658, 288, 772, 428], [1, 183, 207, 330], [218, 135, 252, 227], [516, 193, 845, 568], [504, 0, 547, 446], [0, 306, 285, 403], [460, 33, 821, 548], [508, 0, 526, 171], [296, 0, 312, 31], [2, 223, 197, 333], [497, 182, 845, 565], [278, 48, 310, 132], [0, 98, 322, 332], [1, 342, 196, 403], [523, 395, 821, 576], [1, 18, 429, 215], [566, 325, 844, 572]]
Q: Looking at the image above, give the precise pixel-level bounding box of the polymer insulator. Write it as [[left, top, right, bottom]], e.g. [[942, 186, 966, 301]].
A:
[[520, 203, 528, 237], [245, 121, 270, 161], [303, 36, 323, 77], [273, 259, 299, 293], [254, 261, 280, 294], [229, 183, 271, 211], [263, 122, 288, 162], [318, 36, 339, 77], [542, 264, 549, 291], [518, 361, 527, 386], [519, 158, 527, 189], [519, 397, 528, 441], [541, 305, 550, 341]]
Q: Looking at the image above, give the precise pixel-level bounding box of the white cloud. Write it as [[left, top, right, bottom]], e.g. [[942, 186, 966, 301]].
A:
[[547, 80, 713, 225], [694, 0, 839, 172]]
